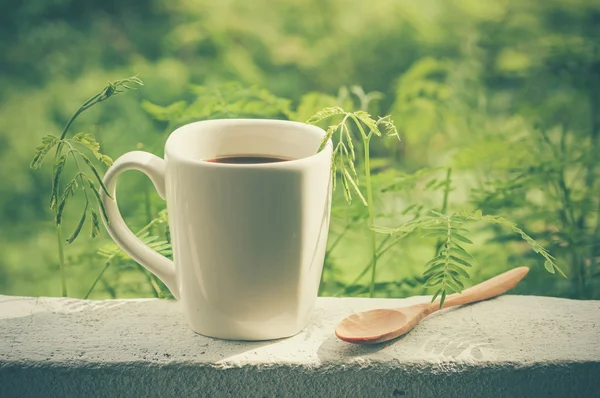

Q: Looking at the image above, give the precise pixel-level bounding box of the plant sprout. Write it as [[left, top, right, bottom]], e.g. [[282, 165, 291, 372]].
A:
[[30, 76, 143, 296]]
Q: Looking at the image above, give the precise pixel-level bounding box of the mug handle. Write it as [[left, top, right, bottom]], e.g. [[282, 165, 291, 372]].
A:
[[100, 151, 179, 299]]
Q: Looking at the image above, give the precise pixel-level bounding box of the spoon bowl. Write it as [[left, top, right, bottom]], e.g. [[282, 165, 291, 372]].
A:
[[335, 309, 409, 344], [335, 267, 530, 344]]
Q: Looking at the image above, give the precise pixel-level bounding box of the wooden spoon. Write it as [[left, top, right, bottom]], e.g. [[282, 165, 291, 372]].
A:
[[335, 266, 529, 344]]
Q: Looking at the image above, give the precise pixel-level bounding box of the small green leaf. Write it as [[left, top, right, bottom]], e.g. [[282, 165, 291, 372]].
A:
[[343, 124, 355, 160], [544, 260, 555, 274], [554, 264, 567, 278], [401, 204, 417, 215], [318, 125, 337, 152], [446, 279, 463, 293], [331, 159, 337, 191], [425, 179, 438, 189], [439, 290, 447, 308], [422, 224, 447, 231], [342, 168, 367, 206], [353, 111, 381, 137], [56, 195, 68, 225], [425, 255, 445, 267], [67, 204, 88, 243], [50, 155, 67, 209], [450, 217, 466, 224], [449, 255, 472, 267], [424, 273, 444, 286], [72, 133, 114, 166], [448, 264, 470, 278], [448, 247, 474, 260], [86, 179, 110, 224], [80, 154, 110, 197], [423, 263, 445, 277], [90, 208, 100, 238], [98, 154, 113, 167], [451, 243, 471, 255], [307, 106, 346, 125], [421, 230, 448, 239], [63, 177, 78, 197], [141, 100, 187, 122], [341, 172, 352, 203], [431, 288, 443, 303], [376, 115, 399, 139], [450, 232, 474, 244], [31, 135, 59, 169], [346, 149, 358, 178], [72, 133, 100, 152]]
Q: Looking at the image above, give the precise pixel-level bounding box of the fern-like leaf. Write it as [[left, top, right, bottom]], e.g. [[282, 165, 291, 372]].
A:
[[306, 106, 346, 125], [50, 155, 67, 210], [71, 133, 113, 166], [459, 211, 566, 277], [421, 214, 473, 307], [30, 135, 59, 169]]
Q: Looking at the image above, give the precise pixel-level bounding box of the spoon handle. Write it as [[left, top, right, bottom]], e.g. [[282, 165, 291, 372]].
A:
[[431, 266, 530, 310]]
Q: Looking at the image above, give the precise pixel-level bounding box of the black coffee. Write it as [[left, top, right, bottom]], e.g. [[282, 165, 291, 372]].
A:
[[206, 155, 292, 164]]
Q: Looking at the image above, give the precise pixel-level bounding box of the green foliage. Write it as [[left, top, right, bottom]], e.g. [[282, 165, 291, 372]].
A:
[[72, 133, 113, 167], [29, 77, 142, 296], [26, 76, 568, 301], [142, 82, 292, 128], [2, 0, 598, 300], [307, 101, 400, 297], [458, 211, 565, 277], [308, 107, 399, 206], [376, 209, 564, 307], [31, 135, 59, 170], [87, 210, 172, 299], [421, 214, 473, 307]]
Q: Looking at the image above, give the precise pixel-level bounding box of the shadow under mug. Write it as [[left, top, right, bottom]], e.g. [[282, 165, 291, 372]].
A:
[[100, 119, 333, 340]]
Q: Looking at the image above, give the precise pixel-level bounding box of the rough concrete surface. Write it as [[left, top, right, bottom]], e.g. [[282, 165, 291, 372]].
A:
[[0, 294, 598, 397]]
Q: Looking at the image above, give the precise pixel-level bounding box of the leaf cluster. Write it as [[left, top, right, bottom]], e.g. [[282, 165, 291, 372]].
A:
[[376, 209, 565, 307], [30, 77, 141, 245], [421, 213, 473, 307], [142, 82, 292, 126], [87, 210, 172, 299], [307, 107, 399, 205]]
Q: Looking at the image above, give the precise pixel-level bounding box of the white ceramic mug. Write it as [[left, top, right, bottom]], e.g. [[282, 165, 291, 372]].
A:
[[100, 119, 332, 340]]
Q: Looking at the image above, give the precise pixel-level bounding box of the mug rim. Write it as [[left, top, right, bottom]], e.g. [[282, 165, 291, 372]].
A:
[[164, 118, 333, 168]]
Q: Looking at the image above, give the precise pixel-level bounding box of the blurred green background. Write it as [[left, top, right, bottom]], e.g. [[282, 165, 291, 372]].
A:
[[0, 0, 598, 299]]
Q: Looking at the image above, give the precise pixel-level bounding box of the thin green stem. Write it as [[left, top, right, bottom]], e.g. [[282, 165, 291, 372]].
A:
[[435, 168, 452, 254], [364, 138, 378, 297], [65, 145, 91, 204], [101, 278, 117, 299], [319, 224, 351, 295], [337, 235, 392, 296], [144, 186, 153, 232], [84, 262, 110, 299], [137, 264, 160, 298], [141, 186, 164, 294], [328, 224, 351, 253], [350, 115, 368, 140], [441, 168, 452, 214], [56, 223, 68, 297], [55, 104, 92, 156], [439, 216, 452, 308], [58, 109, 84, 145], [58, 93, 102, 143]]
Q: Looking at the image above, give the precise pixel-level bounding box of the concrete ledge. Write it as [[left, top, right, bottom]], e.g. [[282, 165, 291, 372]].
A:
[[0, 295, 599, 397]]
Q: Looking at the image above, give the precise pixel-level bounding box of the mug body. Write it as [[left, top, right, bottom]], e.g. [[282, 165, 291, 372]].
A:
[[164, 119, 332, 340]]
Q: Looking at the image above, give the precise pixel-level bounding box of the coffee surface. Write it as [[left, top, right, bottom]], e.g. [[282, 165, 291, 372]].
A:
[[205, 155, 292, 164]]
